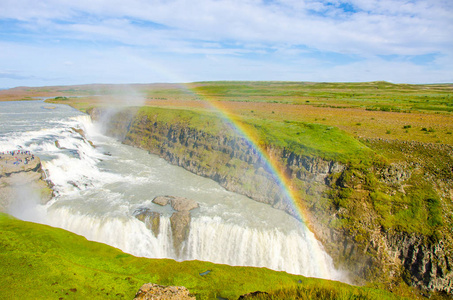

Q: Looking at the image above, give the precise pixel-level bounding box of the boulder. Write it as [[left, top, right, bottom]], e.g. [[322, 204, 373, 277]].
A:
[[55, 140, 63, 149], [134, 283, 195, 300], [152, 195, 199, 211], [71, 127, 86, 138], [152, 196, 170, 206], [137, 195, 199, 255], [170, 197, 199, 212]]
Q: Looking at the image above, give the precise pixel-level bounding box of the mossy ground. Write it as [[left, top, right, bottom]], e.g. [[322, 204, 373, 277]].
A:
[[0, 213, 408, 299]]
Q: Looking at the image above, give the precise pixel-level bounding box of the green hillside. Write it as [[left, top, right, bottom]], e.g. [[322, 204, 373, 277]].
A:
[[0, 213, 408, 299]]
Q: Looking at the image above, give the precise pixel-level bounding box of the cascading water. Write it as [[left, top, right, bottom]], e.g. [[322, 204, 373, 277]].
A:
[[0, 100, 343, 281]]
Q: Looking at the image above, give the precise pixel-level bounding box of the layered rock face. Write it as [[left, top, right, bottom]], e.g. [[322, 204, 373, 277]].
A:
[[90, 107, 452, 294], [386, 232, 452, 292], [0, 152, 53, 212]]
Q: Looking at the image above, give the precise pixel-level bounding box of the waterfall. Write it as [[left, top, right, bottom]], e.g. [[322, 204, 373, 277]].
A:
[[1, 101, 343, 282]]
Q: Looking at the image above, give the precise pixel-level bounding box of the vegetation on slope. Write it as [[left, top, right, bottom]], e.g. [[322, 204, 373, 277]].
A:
[[0, 213, 408, 299], [132, 106, 450, 238], [135, 106, 376, 165]]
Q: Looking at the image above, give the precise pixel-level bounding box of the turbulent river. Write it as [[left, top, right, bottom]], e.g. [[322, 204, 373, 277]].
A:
[[0, 100, 342, 281]]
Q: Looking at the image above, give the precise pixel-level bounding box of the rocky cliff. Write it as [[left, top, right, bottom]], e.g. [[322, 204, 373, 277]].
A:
[[89, 106, 453, 295]]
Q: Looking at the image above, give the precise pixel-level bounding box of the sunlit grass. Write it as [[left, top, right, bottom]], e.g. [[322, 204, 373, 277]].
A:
[[0, 213, 408, 299]]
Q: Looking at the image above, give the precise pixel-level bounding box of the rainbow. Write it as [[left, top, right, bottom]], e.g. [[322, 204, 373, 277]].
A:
[[176, 82, 310, 228], [140, 80, 339, 279]]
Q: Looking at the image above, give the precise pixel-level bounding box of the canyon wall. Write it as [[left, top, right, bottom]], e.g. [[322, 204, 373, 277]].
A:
[[89, 107, 452, 294]]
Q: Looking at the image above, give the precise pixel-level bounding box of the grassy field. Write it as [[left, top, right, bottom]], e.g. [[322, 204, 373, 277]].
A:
[[3, 81, 450, 145], [188, 81, 453, 145], [0, 213, 412, 299]]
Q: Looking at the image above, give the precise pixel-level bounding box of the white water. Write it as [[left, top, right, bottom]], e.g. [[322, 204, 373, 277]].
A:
[[0, 100, 343, 281]]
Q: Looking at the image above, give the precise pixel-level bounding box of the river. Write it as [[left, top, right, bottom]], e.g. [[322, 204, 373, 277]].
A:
[[0, 100, 342, 280]]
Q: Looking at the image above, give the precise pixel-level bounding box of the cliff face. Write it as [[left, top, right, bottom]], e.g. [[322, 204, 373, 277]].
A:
[[89, 107, 453, 295], [387, 232, 452, 292]]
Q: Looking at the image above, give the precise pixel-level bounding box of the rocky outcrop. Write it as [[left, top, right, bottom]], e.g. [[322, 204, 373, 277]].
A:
[[134, 195, 199, 256], [386, 232, 453, 293], [170, 211, 191, 255], [153, 195, 199, 212], [134, 207, 161, 237], [0, 152, 53, 212], [378, 163, 411, 186], [152, 196, 170, 206], [134, 283, 195, 300]]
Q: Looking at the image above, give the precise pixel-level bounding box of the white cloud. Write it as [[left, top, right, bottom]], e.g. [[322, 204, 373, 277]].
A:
[[0, 0, 451, 86]]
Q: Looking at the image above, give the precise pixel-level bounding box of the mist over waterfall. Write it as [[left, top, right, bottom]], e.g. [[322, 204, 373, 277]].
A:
[[0, 101, 343, 281]]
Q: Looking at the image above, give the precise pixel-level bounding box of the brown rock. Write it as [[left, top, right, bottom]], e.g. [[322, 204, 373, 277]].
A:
[[152, 196, 170, 206], [134, 283, 195, 300], [0, 154, 53, 212], [134, 208, 161, 237], [170, 197, 199, 212], [170, 211, 191, 256], [152, 195, 199, 211]]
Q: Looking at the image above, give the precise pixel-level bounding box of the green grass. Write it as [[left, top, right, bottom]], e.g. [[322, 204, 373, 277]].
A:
[[190, 81, 453, 113], [136, 106, 227, 136], [136, 106, 376, 165], [0, 213, 406, 299], [23, 81, 453, 115], [38, 81, 453, 145], [242, 118, 375, 164]]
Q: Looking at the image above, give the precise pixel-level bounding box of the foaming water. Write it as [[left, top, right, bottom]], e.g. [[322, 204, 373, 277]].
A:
[[184, 216, 332, 278], [0, 100, 343, 281]]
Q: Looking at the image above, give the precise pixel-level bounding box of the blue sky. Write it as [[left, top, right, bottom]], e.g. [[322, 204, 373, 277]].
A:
[[0, 0, 452, 87]]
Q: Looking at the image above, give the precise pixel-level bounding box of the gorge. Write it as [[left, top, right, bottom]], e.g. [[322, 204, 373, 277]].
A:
[[1, 81, 452, 297], [89, 105, 453, 295], [0, 100, 341, 283]]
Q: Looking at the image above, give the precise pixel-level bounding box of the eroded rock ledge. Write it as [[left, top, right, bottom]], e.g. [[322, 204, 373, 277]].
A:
[[0, 151, 53, 212]]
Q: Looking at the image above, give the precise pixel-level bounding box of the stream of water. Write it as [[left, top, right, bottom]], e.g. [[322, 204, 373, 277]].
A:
[[0, 100, 342, 280]]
